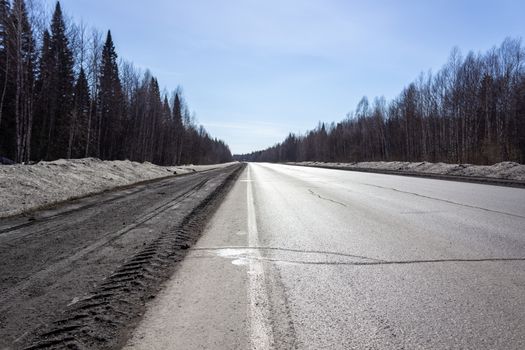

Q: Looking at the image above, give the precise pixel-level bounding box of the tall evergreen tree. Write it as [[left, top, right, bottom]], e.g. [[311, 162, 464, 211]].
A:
[[97, 30, 124, 159], [32, 29, 52, 159], [160, 95, 171, 164], [45, 1, 74, 159], [67, 67, 90, 158], [172, 92, 184, 164], [146, 77, 161, 162]]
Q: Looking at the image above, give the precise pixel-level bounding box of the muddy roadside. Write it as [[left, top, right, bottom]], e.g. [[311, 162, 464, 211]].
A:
[[0, 163, 245, 350]]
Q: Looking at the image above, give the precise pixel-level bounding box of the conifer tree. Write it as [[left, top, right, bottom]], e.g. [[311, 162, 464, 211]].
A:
[[172, 92, 184, 164], [46, 1, 74, 159], [146, 77, 161, 161], [160, 95, 171, 164], [97, 30, 124, 159], [67, 67, 90, 158], [32, 29, 52, 159]]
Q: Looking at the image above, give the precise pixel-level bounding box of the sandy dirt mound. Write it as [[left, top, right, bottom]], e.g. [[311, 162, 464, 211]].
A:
[[0, 158, 236, 218], [291, 161, 525, 181]]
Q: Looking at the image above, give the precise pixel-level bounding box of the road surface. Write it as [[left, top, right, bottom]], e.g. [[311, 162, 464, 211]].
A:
[[125, 162, 525, 350]]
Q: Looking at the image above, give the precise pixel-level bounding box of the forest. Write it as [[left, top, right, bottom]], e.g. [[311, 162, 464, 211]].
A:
[[239, 38, 525, 165], [0, 0, 232, 165]]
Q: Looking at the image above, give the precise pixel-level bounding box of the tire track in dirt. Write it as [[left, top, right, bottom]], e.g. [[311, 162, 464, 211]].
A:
[[0, 179, 208, 308], [18, 164, 244, 350]]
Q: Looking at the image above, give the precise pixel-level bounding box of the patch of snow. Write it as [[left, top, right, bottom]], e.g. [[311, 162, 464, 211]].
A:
[[289, 161, 525, 181], [0, 158, 236, 218]]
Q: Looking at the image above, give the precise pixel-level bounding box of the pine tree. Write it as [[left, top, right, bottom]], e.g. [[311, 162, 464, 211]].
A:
[[67, 67, 90, 158], [98, 30, 124, 159], [32, 29, 52, 159], [45, 1, 74, 159], [172, 93, 184, 164], [160, 95, 171, 164], [146, 77, 161, 161]]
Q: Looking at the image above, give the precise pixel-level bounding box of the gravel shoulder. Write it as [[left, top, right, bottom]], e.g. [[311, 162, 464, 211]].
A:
[[0, 163, 244, 350]]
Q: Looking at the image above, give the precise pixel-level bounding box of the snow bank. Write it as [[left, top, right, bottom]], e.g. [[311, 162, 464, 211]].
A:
[[289, 161, 525, 181], [0, 158, 236, 218]]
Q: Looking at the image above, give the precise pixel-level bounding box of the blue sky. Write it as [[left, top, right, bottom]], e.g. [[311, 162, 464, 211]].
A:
[[44, 0, 524, 154]]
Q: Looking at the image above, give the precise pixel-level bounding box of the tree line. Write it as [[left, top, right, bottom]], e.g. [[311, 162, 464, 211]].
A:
[[239, 38, 525, 165], [0, 0, 232, 165]]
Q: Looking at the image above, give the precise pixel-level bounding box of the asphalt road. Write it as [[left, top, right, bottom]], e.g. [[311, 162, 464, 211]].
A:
[[125, 163, 525, 350]]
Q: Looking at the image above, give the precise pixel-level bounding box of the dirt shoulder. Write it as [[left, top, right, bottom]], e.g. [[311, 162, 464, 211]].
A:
[[0, 158, 237, 218], [0, 163, 244, 350], [287, 161, 525, 187]]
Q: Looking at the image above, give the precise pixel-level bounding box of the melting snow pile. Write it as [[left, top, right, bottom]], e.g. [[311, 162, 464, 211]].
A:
[[0, 158, 234, 218], [291, 161, 525, 181]]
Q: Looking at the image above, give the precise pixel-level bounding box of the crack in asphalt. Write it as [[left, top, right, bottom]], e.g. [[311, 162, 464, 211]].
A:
[[190, 247, 525, 266], [263, 256, 525, 267], [190, 246, 384, 262], [358, 182, 525, 219], [307, 189, 347, 207]]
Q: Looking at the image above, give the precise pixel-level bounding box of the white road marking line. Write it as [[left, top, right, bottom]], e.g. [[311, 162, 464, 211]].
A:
[[246, 165, 274, 350]]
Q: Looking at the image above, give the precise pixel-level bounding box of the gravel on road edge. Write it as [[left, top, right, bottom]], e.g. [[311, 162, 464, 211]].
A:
[[19, 163, 246, 350]]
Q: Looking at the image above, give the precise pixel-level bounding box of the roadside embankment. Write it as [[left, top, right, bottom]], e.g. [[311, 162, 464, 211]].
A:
[[287, 161, 525, 187], [0, 158, 237, 218]]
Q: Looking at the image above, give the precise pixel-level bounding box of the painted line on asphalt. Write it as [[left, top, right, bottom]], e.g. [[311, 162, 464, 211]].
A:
[[246, 165, 274, 350]]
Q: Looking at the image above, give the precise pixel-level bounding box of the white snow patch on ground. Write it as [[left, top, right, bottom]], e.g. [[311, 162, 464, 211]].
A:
[[0, 158, 236, 218], [289, 161, 525, 181]]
